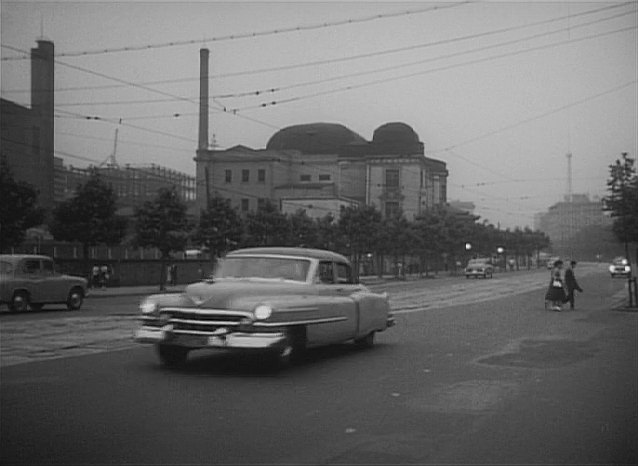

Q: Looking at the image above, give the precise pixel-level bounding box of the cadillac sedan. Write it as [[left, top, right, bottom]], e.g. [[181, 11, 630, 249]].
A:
[[134, 247, 394, 368]]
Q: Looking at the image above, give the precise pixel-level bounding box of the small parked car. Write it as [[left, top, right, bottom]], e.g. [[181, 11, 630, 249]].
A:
[[609, 257, 632, 278], [465, 258, 494, 279], [134, 247, 395, 368], [0, 254, 88, 312]]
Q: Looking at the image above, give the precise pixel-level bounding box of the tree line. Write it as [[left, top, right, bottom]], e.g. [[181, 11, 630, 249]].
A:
[[0, 164, 552, 279]]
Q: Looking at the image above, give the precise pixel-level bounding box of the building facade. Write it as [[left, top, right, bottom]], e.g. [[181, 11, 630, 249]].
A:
[[536, 194, 613, 248], [195, 122, 448, 219], [54, 159, 196, 213]]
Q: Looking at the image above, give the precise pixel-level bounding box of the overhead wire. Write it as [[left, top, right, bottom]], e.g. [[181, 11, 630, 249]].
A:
[[0, 2, 471, 61]]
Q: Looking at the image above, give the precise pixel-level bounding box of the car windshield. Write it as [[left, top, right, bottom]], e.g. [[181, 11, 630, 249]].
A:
[[468, 259, 489, 266], [214, 256, 311, 282], [613, 257, 628, 265]]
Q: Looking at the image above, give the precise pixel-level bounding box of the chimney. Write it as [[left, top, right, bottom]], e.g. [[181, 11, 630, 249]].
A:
[[198, 48, 209, 151], [31, 39, 55, 210]]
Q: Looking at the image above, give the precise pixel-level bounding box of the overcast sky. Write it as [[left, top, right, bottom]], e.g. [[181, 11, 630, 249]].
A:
[[1, 0, 636, 229]]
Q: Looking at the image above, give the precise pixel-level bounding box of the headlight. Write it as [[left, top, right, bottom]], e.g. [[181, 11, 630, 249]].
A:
[[254, 304, 273, 320], [626, 266, 631, 272], [140, 299, 159, 316], [609, 265, 615, 273]]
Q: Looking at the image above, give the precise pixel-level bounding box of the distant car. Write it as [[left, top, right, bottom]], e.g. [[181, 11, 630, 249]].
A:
[[547, 256, 561, 270], [134, 247, 395, 368], [465, 258, 494, 279], [609, 257, 632, 278], [0, 254, 88, 312]]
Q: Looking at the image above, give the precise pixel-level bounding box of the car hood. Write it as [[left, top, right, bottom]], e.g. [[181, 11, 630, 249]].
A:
[[180, 279, 310, 310]]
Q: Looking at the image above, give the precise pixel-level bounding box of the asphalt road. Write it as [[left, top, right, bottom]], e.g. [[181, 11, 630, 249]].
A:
[[1, 266, 636, 465]]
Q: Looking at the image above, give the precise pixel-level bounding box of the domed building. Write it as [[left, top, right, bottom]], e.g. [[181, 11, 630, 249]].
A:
[[195, 121, 447, 220]]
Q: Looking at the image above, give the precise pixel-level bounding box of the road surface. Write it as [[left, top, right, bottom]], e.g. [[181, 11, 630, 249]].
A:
[[1, 264, 636, 465]]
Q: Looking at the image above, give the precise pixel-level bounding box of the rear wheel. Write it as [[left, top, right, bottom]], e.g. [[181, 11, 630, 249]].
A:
[[10, 291, 29, 312], [67, 288, 84, 310], [156, 344, 189, 367]]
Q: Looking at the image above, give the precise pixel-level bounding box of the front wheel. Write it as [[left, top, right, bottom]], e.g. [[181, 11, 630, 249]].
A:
[[156, 344, 189, 367], [355, 331, 375, 348], [67, 288, 84, 310], [10, 291, 29, 312]]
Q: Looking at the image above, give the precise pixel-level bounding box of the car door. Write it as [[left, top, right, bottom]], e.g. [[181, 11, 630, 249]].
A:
[[19, 258, 43, 302], [307, 260, 357, 345], [39, 258, 66, 302]]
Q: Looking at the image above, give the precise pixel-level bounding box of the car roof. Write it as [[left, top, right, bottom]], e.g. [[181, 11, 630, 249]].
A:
[[227, 247, 350, 263], [0, 254, 52, 263]]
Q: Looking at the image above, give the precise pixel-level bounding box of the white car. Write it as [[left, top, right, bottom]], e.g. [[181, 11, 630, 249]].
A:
[[609, 257, 632, 278]]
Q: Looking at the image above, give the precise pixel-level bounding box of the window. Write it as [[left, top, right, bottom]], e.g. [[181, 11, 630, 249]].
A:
[[300, 174, 311, 182], [318, 174, 331, 181], [241, 199, 249, 212], [336, 263, 354, 284], [385, 201, 400, 218], [257, 198, 266, 210], [385, 168, 400, 187], [42, 259, 54, 275], [225, 169, 232, 183], [22, 259, 40, 274], [318, 261, 334, 284], [241, 169, 250, 183], [258, 169, 266, 183]]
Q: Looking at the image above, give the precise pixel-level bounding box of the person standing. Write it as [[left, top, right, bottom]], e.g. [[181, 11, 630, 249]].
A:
[[545, 259, 566, 311], [564, 260, 584, 310]]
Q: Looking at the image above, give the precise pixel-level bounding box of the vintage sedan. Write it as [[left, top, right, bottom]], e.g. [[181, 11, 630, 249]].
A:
[[134, 247, 395, 368], [0, 254, 88, 312], [465, 258, 494, 279], [609, 257, 632, 278]]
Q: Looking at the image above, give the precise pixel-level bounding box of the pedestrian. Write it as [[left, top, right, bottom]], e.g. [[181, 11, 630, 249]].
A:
[[171, 264, 178, 286], [91, 265, 100, 289], [99, 264, 109, 289], [166, 264, 173, 287], [545, 259, 566, 311], [563, 260, 584, 310]]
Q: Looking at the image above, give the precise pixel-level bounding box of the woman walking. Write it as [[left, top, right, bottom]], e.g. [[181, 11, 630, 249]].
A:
[[545, 259, 566, 311]]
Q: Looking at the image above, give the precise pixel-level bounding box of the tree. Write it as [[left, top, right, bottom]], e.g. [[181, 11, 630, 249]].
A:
[[288, 209, 318, 247], [604, 152, 638, 269], [0, 159, 44, 252], [50, 170, 127, 261], [193, 195, 243, 262], [134, 187, 190, 290], [338, 205, 383, 279], [242, 200, 290, 247]]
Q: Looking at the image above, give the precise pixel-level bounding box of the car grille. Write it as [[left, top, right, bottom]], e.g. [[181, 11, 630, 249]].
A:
[[145, 308, 252, 335]]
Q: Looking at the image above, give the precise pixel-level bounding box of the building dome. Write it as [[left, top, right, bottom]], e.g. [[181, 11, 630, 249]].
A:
[[266, 123, 366, 154], [372, 122, 420, 145]]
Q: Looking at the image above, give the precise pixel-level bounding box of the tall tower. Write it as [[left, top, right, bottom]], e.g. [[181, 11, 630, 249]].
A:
[[566, 151, 573, 203], [31, 39, 55, 210], [198, 48, 209, 152]]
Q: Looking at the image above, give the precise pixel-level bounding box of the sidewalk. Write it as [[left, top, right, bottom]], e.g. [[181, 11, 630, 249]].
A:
[[86, 284, 186, 299]]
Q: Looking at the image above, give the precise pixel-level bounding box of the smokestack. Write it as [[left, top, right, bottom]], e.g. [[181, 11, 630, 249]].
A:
[[31, 39, 54, 210], [198, 48, 209, 151]]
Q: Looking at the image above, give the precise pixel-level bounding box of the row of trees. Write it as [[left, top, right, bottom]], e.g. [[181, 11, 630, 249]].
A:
[[2, 166, 552, 281]]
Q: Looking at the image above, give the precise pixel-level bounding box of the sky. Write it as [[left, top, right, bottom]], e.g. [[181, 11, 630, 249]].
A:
[[1, 0, 636, 229]]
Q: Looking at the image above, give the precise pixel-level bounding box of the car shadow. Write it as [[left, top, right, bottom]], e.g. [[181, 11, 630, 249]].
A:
[[156, 342, 389, 377]]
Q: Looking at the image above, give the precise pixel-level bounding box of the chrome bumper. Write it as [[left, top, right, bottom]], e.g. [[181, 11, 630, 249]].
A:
[[134, 325, 287, 349]]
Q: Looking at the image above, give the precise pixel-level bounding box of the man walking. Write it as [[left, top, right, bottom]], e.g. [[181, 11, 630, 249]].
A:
[[564, 260, 584, 310]]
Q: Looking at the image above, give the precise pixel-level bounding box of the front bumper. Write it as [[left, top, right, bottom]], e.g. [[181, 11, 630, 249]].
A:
[[134, 325, 287, 350], [465, 270, 487, 276]]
